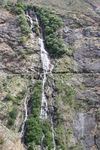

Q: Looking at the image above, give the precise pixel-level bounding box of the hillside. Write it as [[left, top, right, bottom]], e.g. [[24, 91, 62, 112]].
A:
[[0, 0, 100, 150]]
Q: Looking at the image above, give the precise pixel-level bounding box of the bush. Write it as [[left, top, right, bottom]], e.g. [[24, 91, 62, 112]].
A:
[[25, 117, 42, 145], [35, 6, 64, 57], [24, 81, 53, 149], [42, 121, 54, 150], [7, 107, 17, 127], [24, 81, 42, 147], [18, 14, 30, 35], [15, 2, 26, 11], [19, 35, 25, 44], [9, 107, 17, 118], [15, 7, 24, 15], [8, 118, 15, 126], [34, 22, 40, 36], [16, 90, 26, 101], [55, 125, 66, 150]]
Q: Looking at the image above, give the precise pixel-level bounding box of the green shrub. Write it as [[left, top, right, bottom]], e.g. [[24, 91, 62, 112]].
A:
[[9, 107, 17, 118], [34, 22, 40, 36], [19, 35, 25, 44], [28, 143, 34, 150], [25, 117, 42, 145], [24, 81, 42, 147], [16, 90, 26, 101], [44, 131, 54, 150], [18, 14, 30, 35], [8, 107, 17, 127], [15, 7, 24, 15], [21, 24, 30, 35], [15, 2, 26, 11], [42, 122, 54, 149], [55, 125, 66, 150], [24, 80, 53, 149], [8, 118, 15, 126], [4, 4, 12, 11], [35, 6, 65, 57]]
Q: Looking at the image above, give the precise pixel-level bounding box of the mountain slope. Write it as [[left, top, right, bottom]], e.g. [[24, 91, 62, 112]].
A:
[[0, 0, 100, 150]]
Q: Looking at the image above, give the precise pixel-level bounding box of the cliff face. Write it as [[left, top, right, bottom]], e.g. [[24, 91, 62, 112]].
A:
[[0, 0, 100, 150], [54, 0, 100, 149], [0, 6, 41, 150]]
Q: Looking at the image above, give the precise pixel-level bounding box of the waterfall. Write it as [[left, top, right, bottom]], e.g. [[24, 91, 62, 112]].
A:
[[21, 97, 28, 137], [21, 88, 29, 138], [41, 132, 45, 150], [25, 9, 56, 150], [39, 37, 53, 119], [51, 111, 56, 150], [25, 11, 33, 29]]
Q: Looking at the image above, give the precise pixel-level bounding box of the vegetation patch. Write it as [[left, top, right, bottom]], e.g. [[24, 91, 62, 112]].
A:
[[33, 22, 40, 36], [55, 124, 66, 150], [5, 2, 30, 44], [55, 81, 75, 106], [4, 89, 26, 104], [7, 107, 17, 127], [18, 13, 30, 36], [24, 81, 54, 150], [34, 6, 65, 57]]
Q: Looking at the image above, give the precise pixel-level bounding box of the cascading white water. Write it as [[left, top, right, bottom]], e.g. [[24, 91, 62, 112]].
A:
[[21, 98, 28, 137], [51, 111, 56, 150], [39, 38, 54, 119], [21, 88, 29, 137], [41, 132, 45, 150], [25, 11, 33, 29], [39, 32, 56, 150], [25, 10, 56, 150]]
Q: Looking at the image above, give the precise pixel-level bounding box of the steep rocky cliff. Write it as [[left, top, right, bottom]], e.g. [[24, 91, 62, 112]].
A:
[[0, 0, 100, 150]]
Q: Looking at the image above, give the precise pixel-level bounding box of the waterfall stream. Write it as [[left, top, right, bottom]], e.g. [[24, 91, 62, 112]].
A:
[[24, 9, 56, 150], [39, 37, 54, 119], [21, 88, 29, 138], [41, 132, 45, 150], [21, 97, 28, 137]]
